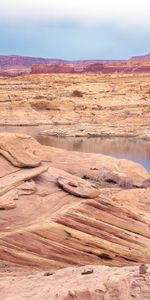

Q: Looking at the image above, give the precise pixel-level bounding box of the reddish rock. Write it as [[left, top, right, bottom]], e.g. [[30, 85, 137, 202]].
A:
[[31, 63, 75, 74], [0, 53, 150, 76], [0, 55, 66, 69]]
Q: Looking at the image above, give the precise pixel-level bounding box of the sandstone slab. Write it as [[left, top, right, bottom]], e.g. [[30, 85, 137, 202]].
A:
[[0, 164, 48, 196], [57, 176, 100, 198], [0, 133, 41, 167]]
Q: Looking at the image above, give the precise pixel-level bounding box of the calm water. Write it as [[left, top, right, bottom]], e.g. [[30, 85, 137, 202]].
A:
[[0, 126, 150, 174], [37, 135, 150, 174]]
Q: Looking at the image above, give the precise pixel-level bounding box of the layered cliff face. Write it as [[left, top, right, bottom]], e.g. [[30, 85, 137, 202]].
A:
[[0, 54, 150, 76], [31, 60, 150, 74], [0, 55, 66, 69], [0, 133, 150, 275], [0, 55, 67, 77], [30, 53, 150, 74], [31, 63, 76, 74]]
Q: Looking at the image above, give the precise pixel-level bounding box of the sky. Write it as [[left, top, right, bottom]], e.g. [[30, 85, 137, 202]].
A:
[[0, 0, 150, 60]]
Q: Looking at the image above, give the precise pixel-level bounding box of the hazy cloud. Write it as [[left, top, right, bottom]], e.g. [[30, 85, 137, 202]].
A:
[[0, 0, 149, 59], [0, 0, 150, 30]]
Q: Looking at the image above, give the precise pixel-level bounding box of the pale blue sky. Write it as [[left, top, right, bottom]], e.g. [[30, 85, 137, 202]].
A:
[[0, 0, 150, 60]]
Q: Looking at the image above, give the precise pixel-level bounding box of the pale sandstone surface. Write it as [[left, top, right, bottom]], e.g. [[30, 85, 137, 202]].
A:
[[0, 133, 41, 167], [0, 73, 150, 138], [0, 265, 150, 300]]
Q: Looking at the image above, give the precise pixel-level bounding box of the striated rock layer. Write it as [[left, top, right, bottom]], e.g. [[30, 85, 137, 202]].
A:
[[0, 133, 150, 277]]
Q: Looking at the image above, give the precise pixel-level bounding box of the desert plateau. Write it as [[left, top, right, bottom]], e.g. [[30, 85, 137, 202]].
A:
[[0, 55, 150, 299], [0, 58, 150, 140]]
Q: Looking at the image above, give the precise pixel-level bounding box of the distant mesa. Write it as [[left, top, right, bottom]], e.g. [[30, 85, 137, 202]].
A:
[[130, 53, 150, 61], [0, 53, 150, 76], [0, 55, 66, 69], [31, 63, 75, 74]]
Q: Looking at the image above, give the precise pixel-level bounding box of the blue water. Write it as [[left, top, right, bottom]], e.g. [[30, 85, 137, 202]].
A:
[[38, 136, 150, 174], [138, 160, 150, 173]]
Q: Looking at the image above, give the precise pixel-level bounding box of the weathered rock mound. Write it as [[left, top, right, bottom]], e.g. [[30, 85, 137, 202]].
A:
[[0, 265, 150, 300]]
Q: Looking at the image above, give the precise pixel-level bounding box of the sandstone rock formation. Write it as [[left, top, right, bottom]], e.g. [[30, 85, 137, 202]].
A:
[[0, 133, 48, 210], [0, 133, 41, 167], [0, 133, 149, 276], [57, 176, 100, 198]]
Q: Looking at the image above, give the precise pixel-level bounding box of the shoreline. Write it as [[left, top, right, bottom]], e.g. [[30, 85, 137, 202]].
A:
[[0, 124, 150, 141]]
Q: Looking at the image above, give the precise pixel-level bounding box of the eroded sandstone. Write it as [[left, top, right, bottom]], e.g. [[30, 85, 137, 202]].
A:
[[0, 133, 41, 167], [57, 176, 100, 198], [0, 133, 149, 275]]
